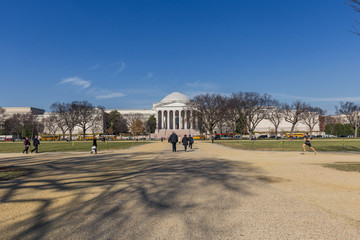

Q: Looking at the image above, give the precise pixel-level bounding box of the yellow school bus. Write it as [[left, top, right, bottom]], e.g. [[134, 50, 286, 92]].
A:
[[285, 133, 305, 138], [193, 135, 206, 140], [39, 136, 60, 141], [78, 135, 95, 141]]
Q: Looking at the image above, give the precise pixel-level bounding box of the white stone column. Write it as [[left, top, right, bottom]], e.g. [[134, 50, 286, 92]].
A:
[[172, 110, 175, 130], [156, 111, 159, 130], [167, 111, 170, 130]]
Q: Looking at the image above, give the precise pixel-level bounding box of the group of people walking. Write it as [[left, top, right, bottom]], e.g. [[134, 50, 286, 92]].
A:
[[21, 132, 316, 154], [168, 131, 317, 154], [22, 136, 40, 154], [168, 132, 194, 152]]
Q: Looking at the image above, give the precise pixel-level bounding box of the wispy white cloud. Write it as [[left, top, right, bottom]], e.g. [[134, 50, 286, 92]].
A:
[[272, 93, 360, 102], [185, 81, 218, 91], [146, 72, 153, 79], [59, 77, 91, 89], [89, 63, 100, 70], [111, 61, 126, 73], [96, 92, 125, 99]]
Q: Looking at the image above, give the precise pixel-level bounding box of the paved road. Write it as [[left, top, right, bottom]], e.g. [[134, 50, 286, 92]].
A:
[[1, 142, 359, 239]]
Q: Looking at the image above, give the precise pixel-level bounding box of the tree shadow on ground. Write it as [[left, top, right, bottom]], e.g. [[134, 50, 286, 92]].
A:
[[0, 149, 262, 239]]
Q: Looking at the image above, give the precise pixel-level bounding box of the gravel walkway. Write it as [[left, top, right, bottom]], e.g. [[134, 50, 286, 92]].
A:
[[0, 142, 359, 239]]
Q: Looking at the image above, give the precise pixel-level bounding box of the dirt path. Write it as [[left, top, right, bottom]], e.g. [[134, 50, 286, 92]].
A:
[[0, 142, 359, 239], [202, 143, 360, 225]]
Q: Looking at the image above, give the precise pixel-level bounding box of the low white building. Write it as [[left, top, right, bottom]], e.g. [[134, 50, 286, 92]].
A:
[[1, 92, 321, 138]]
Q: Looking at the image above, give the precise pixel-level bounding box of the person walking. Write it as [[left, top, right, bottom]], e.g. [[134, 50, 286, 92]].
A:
[[91, 135, 97, 154], [168, 132, 178, 152], [189, 135, 194, 149], [182, 134, 189, 152], [31, 136, 40, 153], [302, 133, 317, 154], [23, 137, 30, 154]]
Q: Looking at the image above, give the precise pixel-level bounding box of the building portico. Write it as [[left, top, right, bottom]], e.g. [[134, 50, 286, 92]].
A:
[[156, 109, 196, 130], [152, 92, 200, 138]]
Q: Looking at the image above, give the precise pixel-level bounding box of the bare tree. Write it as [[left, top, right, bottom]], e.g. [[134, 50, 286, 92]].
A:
[[336, 101, 360, 137], [232, 92, 272, 138], [224, 96, 241, 137], [56, 117, 69, 140], [266, 100, 284, 137], [191, 93, 227, 136], [283, 100, 308, 138], [302, 107, 325, 136], [90, 107, 105, 135], [50, 102, 80, 141], [347, 0, 360, 35], [75, 101, 104, 140], [44, 114, 60, 140]]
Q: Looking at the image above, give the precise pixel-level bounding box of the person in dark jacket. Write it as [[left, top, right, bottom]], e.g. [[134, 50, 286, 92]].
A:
[[182, 135, 189, 152], [31, 136, 40, 153], [168, 132, 178, 152], [188, 135, 194, 149], [23, 137, 30, 154], [91, 135, 97, 154]]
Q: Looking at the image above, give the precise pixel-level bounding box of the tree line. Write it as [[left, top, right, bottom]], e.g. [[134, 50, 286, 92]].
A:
[[190, 92, 360, 138], [1, 93, 360, 139], [0, 101, 157, 140]]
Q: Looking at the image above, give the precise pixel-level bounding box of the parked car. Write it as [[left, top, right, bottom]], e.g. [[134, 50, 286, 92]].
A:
[[258, 135, 268, 139], [324, 134, 336, 138]]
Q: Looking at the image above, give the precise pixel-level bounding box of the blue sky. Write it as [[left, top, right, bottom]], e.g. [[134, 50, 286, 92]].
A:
[[0, 0, 359, 114]]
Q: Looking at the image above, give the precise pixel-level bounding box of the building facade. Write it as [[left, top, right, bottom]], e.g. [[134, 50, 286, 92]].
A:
[[1, 92, 321, 139], [107, 92, 200, 138]]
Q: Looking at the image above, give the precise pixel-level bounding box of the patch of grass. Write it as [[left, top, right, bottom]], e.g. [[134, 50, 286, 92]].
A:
[[0, 141, 149, 153], [255, 175, 289, 183], [216, 139, 360, 152], [0, 167, 32, 180], [323, 162, 360, 172]]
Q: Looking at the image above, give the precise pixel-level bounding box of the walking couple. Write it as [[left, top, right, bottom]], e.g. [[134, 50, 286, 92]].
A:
[[23, 136, 40, 154]]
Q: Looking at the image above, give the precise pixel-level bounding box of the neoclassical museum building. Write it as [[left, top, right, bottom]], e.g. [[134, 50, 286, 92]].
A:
[[106, 92, 200, 139], [2, 92, 321, 139]]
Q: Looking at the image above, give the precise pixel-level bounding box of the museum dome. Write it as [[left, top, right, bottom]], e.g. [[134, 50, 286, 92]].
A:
[[160, 92, 190, 103]]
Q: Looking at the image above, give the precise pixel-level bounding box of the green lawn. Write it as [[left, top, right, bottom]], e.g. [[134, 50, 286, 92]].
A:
[[323, 162, 360, 172], [0, 141, 149, 153], [215, 139, 360, 152], [0, 167, 32, 180]]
